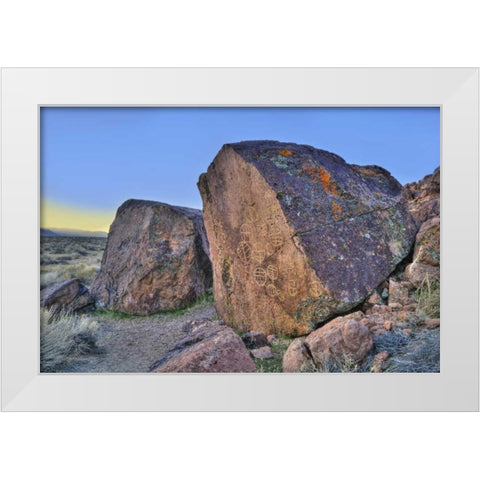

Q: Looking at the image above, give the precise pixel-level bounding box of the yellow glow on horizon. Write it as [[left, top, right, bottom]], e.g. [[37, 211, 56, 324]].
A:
[[41, 200, 115, 232]]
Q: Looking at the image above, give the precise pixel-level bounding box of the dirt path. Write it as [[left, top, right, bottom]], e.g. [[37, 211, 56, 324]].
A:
[[64, 301, 218, 373]]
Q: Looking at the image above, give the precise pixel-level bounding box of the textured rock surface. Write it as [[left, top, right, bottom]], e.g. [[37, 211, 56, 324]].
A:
[[250, 346, 273, 359], [404, 216, 440, 288], [149, 319, 256, 373], [198, 141, 417, 336], [282, 338, 314, 373], [91, 199, 212, 315], [404, 167, 440, 225], [304, 316, 374, 368], [40, 278, 95, 313]]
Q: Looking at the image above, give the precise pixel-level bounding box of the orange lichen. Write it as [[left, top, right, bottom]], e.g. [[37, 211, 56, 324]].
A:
[[278, 149, 293, 156], [302, 164, 341, 196], [332, 200, 342, 219]]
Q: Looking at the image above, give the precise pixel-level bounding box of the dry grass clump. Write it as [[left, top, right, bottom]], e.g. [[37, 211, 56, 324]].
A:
[[315, 354, 361, 373], [415, 274, 440, 318], [58, 263, 98, 286], [40, 308, 102, 372]]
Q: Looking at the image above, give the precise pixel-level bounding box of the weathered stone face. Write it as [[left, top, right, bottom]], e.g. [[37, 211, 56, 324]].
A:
[[198, 141, 417, 336], [91, 199, 212, 315]]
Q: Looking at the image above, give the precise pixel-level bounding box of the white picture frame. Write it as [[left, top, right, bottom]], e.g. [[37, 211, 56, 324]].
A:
[[1, 68, 478, 411]]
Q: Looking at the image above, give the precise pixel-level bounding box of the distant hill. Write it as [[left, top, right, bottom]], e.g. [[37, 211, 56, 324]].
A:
[[40, 228, 60, 237], [41, 228, 108, 238]]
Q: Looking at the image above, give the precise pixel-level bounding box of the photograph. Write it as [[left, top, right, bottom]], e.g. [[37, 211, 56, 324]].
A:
[[40, 106, 440, 374]]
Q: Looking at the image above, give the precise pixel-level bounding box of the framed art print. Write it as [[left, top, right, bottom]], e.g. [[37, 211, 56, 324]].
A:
[[1, 68, 478, 411]]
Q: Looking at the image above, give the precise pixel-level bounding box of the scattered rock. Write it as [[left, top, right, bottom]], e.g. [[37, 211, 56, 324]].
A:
[[241, 332, 269, 349], [149, 320, 256, 373], [250, 346, 273, 359], [304, 316, 374, 368], [91, 199, 212, 315], [267, 334, 276, 345], [282, 338, 314, 373], [40, 278, 95, 313], [424, 318, 440, 329], [198, 140, 417, 336], [371, 351, 390, 373], [383, 320, 393, 331], [388, 279, 413, 306]]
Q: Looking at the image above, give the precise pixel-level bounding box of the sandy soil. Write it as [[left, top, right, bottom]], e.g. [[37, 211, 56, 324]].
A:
[[63, 302, 218, 373]]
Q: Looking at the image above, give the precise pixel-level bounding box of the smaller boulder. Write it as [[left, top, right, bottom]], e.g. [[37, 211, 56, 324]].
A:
[[282, 338, 314, 373], [150, 320, 256, 373], [304, 317, 374, 369], [250, 346, 273, 359], [40, 278, 95, 313], [241, 332, 269, 349]]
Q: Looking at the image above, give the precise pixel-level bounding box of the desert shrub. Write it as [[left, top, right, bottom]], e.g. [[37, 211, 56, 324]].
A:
[[40, 308, 102, 372], [374, 330, 412, 356], [415, 275, 440, 318], [386, 329, 440, 373]]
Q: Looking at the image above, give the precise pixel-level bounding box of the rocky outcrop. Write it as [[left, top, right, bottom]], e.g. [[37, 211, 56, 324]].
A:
[[91, 199, 212, 315], [404, 216, 440, 287], [198, 140, 417, 336], [149, 319, 256, 373], [40, 278, 95, 313], [404, 167, 440, 225]]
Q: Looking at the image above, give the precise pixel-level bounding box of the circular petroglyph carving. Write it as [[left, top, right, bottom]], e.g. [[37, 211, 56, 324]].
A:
[[266, 264, 278, 281], [237, 241, 252, 265], [266, 283, 279, 298], [240, 223, 252, 241], [254, 267, 267, 287], [252, 248, 265, 264]]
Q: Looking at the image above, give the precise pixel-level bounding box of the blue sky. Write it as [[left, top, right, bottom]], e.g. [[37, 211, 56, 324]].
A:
[[40, 107, 439, 231]]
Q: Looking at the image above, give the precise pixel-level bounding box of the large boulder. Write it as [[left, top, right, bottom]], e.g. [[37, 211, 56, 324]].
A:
[[40, 278, 95, 313], [91, 199, 212, 315], [198, 141, 417, 336], [149, 319, 256, 373]]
